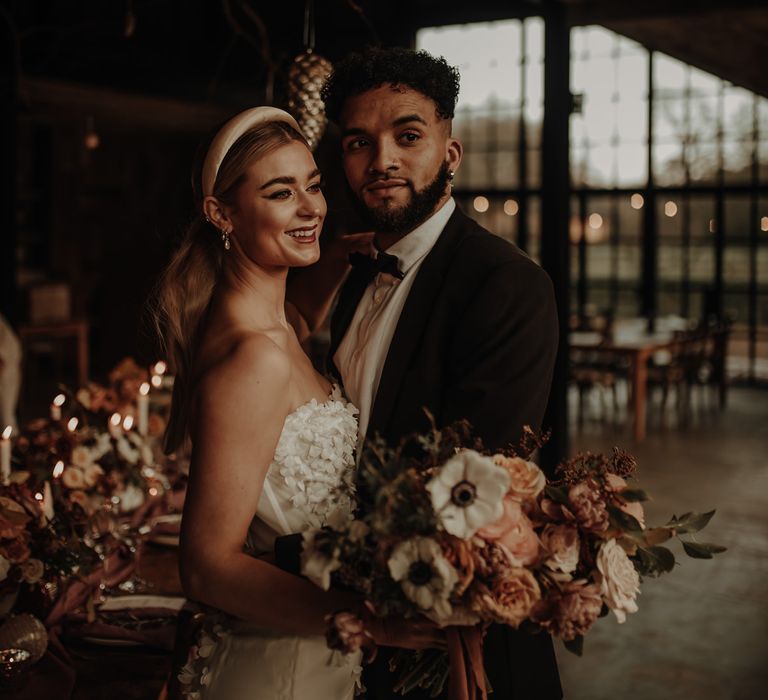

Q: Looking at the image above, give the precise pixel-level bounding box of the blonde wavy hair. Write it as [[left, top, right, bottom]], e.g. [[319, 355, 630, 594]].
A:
[[152, 121, 308, 453]]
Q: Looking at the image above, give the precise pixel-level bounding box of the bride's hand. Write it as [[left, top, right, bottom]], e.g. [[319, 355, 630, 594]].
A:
[[364, 612, 447, 651]]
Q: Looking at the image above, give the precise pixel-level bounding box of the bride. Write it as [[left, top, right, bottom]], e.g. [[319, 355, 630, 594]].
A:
[[154, 107, 443, 699]]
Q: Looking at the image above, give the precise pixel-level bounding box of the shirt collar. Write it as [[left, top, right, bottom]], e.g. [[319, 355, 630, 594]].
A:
[[381, 197, 456, 275]]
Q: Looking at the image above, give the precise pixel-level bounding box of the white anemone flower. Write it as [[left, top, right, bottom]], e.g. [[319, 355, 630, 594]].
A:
[[387, 537, 458, 619], [301, 529, 341, 591], [426, 450, 511, 539]]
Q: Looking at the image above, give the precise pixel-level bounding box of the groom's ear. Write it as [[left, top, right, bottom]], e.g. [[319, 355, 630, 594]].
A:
[[446, 136, 463, 174]]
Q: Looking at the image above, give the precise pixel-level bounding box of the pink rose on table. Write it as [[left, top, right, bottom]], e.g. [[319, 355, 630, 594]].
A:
[[540, 524, 580, 576], [477, 497, 540, 567], [492, 455, 546, 502], [605, 473, 645, 528]]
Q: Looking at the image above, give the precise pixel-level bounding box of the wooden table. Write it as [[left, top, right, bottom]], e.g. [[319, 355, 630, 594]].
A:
[[570, 330, 678, 441]]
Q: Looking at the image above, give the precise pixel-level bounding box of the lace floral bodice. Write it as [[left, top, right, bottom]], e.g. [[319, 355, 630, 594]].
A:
[[245, 385, 359, 554]]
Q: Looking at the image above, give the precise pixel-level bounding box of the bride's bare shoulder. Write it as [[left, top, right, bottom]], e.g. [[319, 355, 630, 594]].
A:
[[197, 332, 292, 406]]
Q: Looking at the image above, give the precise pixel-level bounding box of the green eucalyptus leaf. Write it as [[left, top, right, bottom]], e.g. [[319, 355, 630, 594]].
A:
[[675, 510, 716, 535], [635, 545, 676, 576], [681, 541, 727, 559], [607, 505, 643, 533]]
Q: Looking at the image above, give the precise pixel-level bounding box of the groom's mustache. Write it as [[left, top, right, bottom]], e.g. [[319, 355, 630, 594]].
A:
[[363, 177, 412, 191]]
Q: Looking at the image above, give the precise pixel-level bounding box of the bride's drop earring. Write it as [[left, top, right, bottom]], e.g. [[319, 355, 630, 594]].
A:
[[221, 229, 231, 251]]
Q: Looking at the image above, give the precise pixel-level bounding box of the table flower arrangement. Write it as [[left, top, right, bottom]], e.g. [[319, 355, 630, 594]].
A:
[[0, 480, 100, 618], [301, 420, 725, 698]]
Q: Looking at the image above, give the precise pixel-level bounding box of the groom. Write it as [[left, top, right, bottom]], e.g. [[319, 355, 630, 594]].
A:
[[321, 47, 562, 700]]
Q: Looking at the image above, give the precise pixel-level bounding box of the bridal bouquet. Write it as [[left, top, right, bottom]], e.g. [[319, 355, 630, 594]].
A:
[[300, 419, 724, 697]]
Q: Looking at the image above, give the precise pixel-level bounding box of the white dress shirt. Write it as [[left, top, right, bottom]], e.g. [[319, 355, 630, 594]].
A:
[[335, 198, 456, 444]]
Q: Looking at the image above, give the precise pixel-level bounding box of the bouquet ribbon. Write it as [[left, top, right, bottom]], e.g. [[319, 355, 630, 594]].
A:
[[446, 626, 487, 700]]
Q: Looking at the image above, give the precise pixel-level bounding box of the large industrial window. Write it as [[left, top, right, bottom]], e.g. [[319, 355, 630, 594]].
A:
[[417, 22, 768, 383]]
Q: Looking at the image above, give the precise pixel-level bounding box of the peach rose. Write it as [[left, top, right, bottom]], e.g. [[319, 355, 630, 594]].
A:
[[493, 455, 546, 502], [61, 466, 86, 490], [605, 474, 645, 528], [477, 497, 540, 567], [541, 524, 580, 576], [472, 567, 541, 628], [532, 579, 603, 641], [568, 481, 610, 533]]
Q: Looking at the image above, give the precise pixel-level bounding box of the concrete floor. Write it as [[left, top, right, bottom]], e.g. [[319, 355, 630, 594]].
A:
[[556, 385, 768, 700]]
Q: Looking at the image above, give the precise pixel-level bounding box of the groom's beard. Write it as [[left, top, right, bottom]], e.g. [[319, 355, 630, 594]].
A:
[[354, 161, 452, 237]]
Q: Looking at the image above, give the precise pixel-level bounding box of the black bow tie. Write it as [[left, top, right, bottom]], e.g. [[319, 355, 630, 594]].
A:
[[349, 251, 405, 281]]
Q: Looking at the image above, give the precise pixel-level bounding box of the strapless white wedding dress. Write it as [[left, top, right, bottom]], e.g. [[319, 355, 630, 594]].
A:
[[179, 386, 362, 700]]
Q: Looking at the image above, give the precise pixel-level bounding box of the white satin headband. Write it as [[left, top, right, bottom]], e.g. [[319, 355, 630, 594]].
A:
[[201, 106, 302, 200]]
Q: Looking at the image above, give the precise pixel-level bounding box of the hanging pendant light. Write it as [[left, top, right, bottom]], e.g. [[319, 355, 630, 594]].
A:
[[287, 0, 332, 151]]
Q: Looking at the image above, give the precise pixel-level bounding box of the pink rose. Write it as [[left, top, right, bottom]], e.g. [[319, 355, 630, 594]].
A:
[[540, 524, 580, 576], [568, 481, 610, 532], [478, 497, 540, 567], [493, 455, 546, 502], [605, 474, 645, 528]]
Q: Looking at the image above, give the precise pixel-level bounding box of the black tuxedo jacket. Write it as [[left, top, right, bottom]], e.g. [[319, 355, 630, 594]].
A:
[[328, 205, 562, 699]]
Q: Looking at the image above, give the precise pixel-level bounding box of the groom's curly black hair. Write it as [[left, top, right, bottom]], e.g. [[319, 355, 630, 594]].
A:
[[321, 46, 460, 124]]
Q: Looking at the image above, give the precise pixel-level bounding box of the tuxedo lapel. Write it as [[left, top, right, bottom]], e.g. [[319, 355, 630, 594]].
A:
[[366, 207, 471, 439], [327, 265, 371, 381]]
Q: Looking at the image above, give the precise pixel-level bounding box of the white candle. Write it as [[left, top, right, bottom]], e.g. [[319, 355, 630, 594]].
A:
[[109, 412, 123, 438], [1, 426, 11, 485], [50, 393, 66, 421], [138, 382, 150, 436], [42, 481, 55, 521]]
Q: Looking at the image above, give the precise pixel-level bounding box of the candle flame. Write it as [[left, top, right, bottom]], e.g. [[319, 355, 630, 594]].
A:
[[154, 360, 167, 375], [151, 375, 162, 388], [35, 492, 44, 501], [110, 413, 122, 427], [123, 415, 135, 430], [53, 461, 65, 478], [67, 417, 79, 432], [2, 426, 11, 440], [140, 382, 150, 395], [53, 393, 66, 407]]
